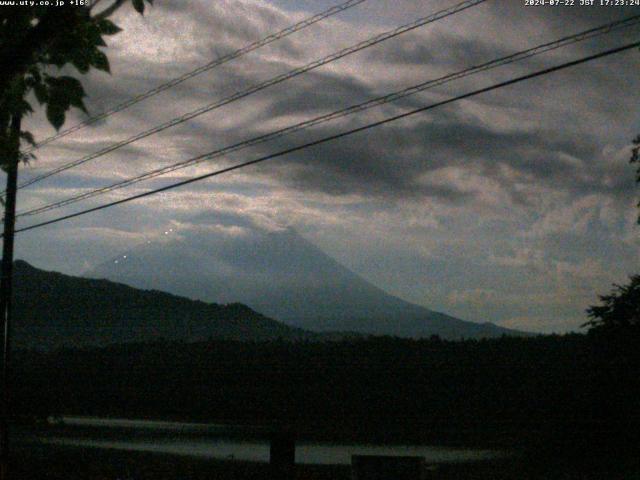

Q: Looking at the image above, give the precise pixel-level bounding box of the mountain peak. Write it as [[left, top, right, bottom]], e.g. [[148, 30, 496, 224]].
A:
[[85, 214, 529, 340]]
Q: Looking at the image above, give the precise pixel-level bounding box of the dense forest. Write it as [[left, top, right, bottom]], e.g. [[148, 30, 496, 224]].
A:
[[11, 332, 640, 458]]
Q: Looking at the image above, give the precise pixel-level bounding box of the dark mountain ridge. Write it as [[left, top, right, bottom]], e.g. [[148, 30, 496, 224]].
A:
[[11, 260, 313, 350]]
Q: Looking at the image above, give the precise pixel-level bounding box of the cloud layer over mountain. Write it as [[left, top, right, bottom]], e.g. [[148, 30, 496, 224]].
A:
[[9, 0, 640, 333]]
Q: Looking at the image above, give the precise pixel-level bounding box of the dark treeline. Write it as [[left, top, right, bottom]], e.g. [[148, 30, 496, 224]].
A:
[[10, 333, 640, 451]]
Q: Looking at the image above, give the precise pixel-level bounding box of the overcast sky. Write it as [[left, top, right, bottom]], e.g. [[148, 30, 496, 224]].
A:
[[5, 0, 640, 333]]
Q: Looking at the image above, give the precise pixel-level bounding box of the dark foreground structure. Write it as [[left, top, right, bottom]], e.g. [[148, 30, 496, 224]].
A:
[[7, 332, 640, 479]]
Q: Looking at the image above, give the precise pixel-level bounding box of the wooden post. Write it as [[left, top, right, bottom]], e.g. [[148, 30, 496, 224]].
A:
[[0, 114, 21, 480], [269, 428, 295, 480]]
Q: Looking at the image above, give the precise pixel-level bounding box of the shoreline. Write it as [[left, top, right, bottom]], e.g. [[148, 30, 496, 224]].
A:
[[11, 443, 349, 480], [11, 428, 506, 466], [10, 439, 640, 480]]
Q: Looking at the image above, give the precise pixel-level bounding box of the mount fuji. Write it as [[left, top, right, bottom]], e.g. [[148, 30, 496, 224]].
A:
[[86, 213, 526, 340]]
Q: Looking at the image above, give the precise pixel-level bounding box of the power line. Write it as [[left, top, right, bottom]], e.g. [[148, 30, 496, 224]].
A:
[[10, 0, 487, 193], [14, 15, 640, 219], [15, 0, 483, 190], [10, 40, 640, 236], [23, 0, 369, 153]]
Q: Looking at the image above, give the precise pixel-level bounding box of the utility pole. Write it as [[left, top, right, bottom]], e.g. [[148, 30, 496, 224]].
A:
[[0, 114, 22, 480]]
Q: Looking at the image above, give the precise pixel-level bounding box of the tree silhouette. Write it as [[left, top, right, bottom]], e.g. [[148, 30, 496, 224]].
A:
[[585, 276, 640, 334], [0, 2, 152, 476], [585, 125, 640, 335], [0, 0, 153, 167]]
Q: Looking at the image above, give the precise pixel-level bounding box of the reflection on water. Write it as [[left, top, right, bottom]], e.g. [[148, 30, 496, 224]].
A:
[[21, 416, 504, 466]]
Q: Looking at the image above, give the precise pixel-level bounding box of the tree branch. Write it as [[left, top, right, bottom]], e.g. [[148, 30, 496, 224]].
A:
[[0, 8, 80, 99]]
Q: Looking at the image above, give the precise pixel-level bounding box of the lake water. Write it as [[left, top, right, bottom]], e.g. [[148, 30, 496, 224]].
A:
[[19, 416, 504, 466]]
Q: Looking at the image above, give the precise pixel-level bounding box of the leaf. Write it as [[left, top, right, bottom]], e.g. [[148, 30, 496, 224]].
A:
[[20, 131, 36, 147], [33, 82, 49, 105], [97, 19, 122, 36], [46, 102, 66, 131], [71, 52, 91, 74], [90, 49, 110, 74], [48, 53, 69, 69], [50, 76, 88, 113], [132, 0, 145, 15], [69, 96, 88, 114], [87, 23, 107, 47], [48, 76, 82, 95], [43, 76, 88, 128]]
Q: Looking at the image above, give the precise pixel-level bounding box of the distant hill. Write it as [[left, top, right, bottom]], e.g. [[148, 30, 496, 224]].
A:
[[87, 213, 529, 340], [11, 260, 314, 350]]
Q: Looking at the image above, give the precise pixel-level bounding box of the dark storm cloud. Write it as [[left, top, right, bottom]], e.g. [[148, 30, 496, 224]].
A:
[[33, 0, 638, 210], [14, 0, 640, 334], [237, 99, 615, 206], [259, 69, 374, 118], [364, 31, 515, 68]]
